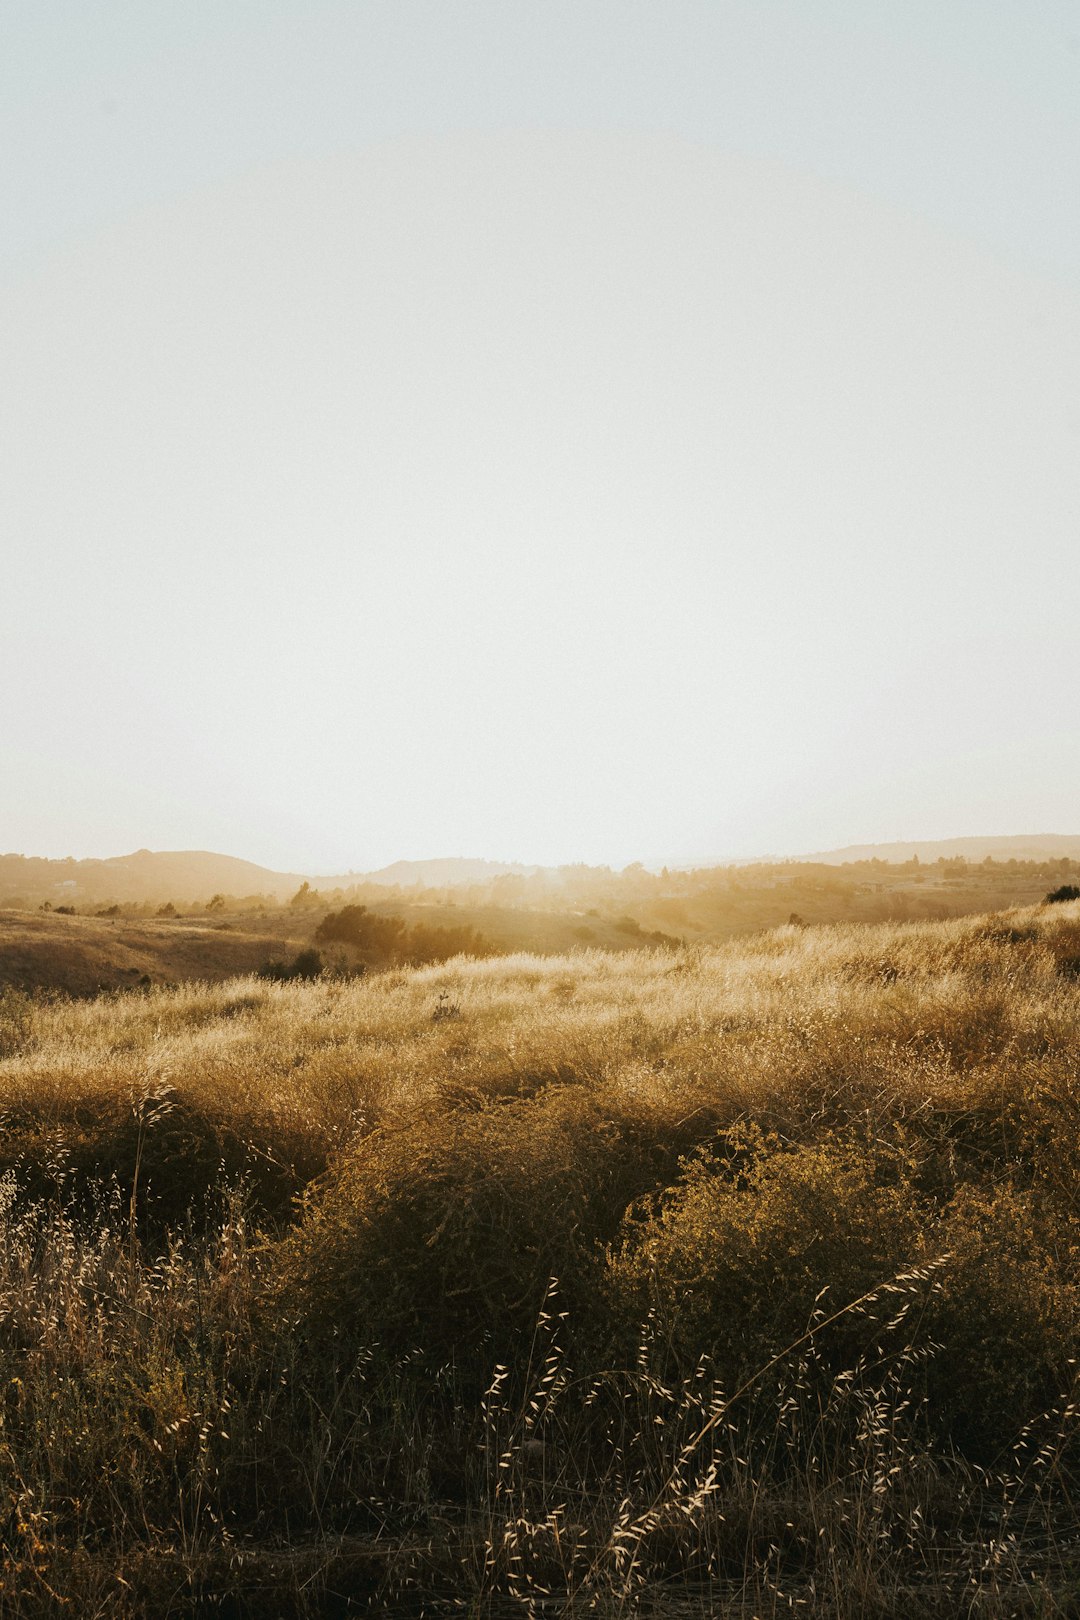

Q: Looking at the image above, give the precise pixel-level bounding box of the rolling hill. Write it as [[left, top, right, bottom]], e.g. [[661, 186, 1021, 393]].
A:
[[806, 833, 1080, 864]]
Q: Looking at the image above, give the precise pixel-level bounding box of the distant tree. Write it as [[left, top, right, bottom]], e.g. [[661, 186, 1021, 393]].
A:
[[258, 948, 325, 982], [403, 921, 494, 964], [156, 901, 178, 918], [289, 948, 325, 979], [315, 905, 407, 957], [206, 893, 227, 913], [312, 905, 494, 966], [289, 881, 319, 908]]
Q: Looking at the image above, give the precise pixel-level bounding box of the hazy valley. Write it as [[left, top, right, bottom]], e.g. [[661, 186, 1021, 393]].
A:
[[3, 836, 1079, 999]]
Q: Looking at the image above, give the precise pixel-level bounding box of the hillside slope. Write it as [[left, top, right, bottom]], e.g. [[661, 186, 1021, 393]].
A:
[[0, 908, 308, 994], [0, 847, 305, 907]]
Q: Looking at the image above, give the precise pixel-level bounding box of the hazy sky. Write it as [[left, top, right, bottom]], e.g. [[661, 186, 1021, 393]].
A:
[[3, 3, 1079, 872]]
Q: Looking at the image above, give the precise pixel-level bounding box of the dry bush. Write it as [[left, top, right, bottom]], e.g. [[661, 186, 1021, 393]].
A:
[[270, 1084, 672, 1367], [924, 1182, 1080, 1452], [607, 1129, 925, 1383]]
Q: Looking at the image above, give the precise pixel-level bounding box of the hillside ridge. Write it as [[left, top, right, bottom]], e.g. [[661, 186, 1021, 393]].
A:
[[806, 832, 1080, 865], [3, 833, 1080, 909]]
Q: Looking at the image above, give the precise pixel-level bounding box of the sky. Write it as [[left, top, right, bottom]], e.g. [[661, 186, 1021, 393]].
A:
[[3, 2, 1079, 873]]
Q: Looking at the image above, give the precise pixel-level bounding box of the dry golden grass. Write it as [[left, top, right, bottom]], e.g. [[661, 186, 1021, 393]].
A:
[[2, 902, 1080, 1613], [0, 907, 311, 996], [5, 903, 1080, 1186]]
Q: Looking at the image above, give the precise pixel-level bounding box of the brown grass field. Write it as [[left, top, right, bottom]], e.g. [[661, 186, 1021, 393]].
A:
[[0, 905, 667, 997], [0, 909, 312, 996], [2, 903, 1080, 1614]]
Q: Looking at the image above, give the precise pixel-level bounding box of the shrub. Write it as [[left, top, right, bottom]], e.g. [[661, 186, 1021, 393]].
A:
[[614, 917, 681, 948], [258, 948, 325, 982], [269, 1088, 665, 1371], [315, 905, 494, 965], [1045, 884, 1080, 904], [290, 947, 325, 980], [0, 1088, 322, 1229], [0, 987, 36, 1060], [314, 904, 406, 957], [607, 1130, 925, 1385], [921, 1185, 1080, 1454], [403, 921, 494, 963]]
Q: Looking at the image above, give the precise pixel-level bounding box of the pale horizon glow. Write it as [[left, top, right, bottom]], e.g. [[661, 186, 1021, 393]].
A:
[[4, 5, 1080, 874]]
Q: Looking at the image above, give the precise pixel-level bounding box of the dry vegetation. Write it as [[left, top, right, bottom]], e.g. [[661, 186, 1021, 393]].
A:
[[2, 904, 1080, 1614], [0, 910, 314, 997], [6, 851, 1080, 1002]]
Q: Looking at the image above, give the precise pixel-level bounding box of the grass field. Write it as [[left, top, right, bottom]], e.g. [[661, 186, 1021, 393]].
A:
[[0, 904, 668, 998], [0, 856, 1065, 1002], [0, 909, 313, 996], [2, 903, 1080, 1614]]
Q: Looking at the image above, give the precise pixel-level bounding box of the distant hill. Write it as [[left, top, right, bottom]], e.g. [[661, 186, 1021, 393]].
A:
[[806, 834, 1080, 866], [0, 848, 540, 909], [0, 849, 305, 907], [356, 858, 537, 888], [4, 835, 1080, 913]]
